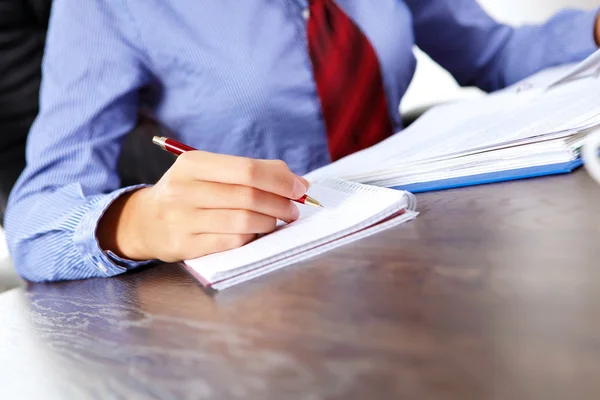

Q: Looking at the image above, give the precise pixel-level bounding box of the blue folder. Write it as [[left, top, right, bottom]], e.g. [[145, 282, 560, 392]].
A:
[[391, 158, 583, 193]]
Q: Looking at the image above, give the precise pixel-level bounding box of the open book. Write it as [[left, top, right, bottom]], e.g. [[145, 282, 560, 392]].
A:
[[185, 179, 417, 290], [306, 49, 600, 191]]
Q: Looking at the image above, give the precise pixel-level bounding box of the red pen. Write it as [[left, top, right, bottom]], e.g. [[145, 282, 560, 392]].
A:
[[152, 136, 323, 208]]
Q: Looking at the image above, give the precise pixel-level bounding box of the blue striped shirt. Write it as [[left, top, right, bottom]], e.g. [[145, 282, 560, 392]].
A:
[[5, 0, 599, 282]]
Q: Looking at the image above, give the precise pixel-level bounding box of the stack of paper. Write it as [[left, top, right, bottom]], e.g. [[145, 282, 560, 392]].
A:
[[185, 179, 418, 290], [306, 50, 600, 192]]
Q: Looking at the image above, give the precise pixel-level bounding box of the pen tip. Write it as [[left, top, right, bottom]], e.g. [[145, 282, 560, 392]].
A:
[[303, 195, 323, 209]]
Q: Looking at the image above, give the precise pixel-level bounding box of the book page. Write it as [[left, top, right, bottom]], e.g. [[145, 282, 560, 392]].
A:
[[306, 73, 600, 182], [185, 179, 414, 281], [541, 48, 600, 91]]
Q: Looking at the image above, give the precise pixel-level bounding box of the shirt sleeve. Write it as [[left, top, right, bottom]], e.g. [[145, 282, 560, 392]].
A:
[[405, 0, 600, 92], [4, 0, 155, 282]]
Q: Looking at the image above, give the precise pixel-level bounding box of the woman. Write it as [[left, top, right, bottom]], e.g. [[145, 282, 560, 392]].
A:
[[6, 0, 600, 282]]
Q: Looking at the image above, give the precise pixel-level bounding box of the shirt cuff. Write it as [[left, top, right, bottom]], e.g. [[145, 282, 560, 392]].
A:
[[73, 185, 158, 277]]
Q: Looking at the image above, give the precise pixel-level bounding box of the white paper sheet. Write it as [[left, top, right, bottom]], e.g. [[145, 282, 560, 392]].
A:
[[185, 178, 417, 286]]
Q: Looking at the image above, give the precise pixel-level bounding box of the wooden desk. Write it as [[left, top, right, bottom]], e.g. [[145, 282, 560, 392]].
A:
[[1, 170, 600, 400]]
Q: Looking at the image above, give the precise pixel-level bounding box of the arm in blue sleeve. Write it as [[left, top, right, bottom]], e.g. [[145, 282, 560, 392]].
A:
[[4, 0, 154, 282], [405, 0, 599, 91]]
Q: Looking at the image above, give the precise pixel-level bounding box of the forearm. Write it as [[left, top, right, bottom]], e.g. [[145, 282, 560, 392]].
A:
[[3, 0, 160, 283], [5, 184, 152, 282], [482, 8, 600, 91], [407, 0, 599, 92]]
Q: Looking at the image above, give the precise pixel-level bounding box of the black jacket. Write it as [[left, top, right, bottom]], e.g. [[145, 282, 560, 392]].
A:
[[0, 0, 51, 220], [0, 0, 50, 155]]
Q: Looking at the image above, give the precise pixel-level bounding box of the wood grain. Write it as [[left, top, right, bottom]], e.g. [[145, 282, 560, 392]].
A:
[[2, 170, 600, 400]]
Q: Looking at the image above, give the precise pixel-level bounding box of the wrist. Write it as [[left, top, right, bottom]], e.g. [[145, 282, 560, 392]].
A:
[[595, 11, 600, 46], [97, 187, 153, 261]]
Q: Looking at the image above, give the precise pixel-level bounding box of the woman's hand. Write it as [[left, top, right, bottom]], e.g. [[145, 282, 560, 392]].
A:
[[98, 151, 309, 262]]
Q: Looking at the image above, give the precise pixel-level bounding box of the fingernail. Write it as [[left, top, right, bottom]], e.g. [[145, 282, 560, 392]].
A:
[[292, 177, 307, 199], [290, 203, 300, 221], [300, 177, 311, 189]]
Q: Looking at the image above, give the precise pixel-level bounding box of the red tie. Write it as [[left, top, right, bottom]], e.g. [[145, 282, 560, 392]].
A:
[[307, 0, 394, 161]]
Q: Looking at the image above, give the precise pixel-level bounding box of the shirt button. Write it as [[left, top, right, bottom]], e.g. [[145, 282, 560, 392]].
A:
[[302, 9, 310, 20], [97, 262, 108, 273]]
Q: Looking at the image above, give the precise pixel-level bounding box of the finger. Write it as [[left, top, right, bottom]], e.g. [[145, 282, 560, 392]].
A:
[[298, 176, 310, 189], [171, 181, 300, 222], [187, 209, 278, 234], [176, 233, 257, 260], [174, 152, 308, 199]]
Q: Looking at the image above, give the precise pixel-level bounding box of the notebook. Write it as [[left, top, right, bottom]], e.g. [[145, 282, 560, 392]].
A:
[[305, 49, 600, 191], [184, 178, 418, 290]]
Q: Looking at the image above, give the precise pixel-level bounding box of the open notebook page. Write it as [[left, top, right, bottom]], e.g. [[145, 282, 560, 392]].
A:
[[541, 48, 600, 91], [496, 50, 600, 94], [210, 207, 418, 290], [185, 178, 417, 284], [306, 72, 600, 182]]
